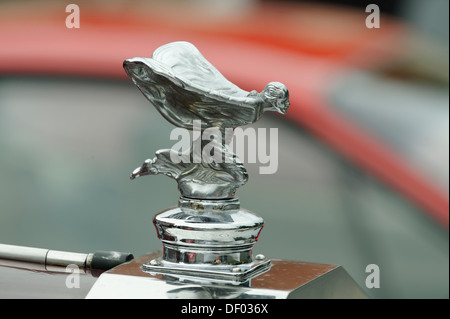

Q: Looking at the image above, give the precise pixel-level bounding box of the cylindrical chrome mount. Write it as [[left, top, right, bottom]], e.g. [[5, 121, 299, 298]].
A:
[[142, 197, 271, 282]]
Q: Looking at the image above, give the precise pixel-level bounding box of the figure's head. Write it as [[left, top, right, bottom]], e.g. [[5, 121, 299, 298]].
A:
[[263, 82, 290, 114]]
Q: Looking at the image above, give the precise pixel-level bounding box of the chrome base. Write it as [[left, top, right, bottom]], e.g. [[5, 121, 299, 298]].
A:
[[146, 197, 269, 283], [142, 255, 271, 284], [153, 197, 264, 265]]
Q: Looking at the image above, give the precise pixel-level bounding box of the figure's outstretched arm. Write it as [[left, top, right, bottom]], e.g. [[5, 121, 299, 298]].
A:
[[130, 149, 192, 181], [130, 158, 154, 180]]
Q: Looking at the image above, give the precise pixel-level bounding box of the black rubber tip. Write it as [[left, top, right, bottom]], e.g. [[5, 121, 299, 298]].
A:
[[90, 250, 134, 271]]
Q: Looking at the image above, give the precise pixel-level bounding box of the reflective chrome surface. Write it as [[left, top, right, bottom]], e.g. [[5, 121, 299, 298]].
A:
[[155, 198, 263, 248], [125, 41, 290, 200], [130, 147, 249, 200], [143, 257, 271, 284], [123, 41, 291, 280], [146, 197, 266, 280], [123, 41, 290, 131], [140, 195, 268, 282]]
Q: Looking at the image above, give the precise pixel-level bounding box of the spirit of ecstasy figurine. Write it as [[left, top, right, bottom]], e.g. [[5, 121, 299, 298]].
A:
[[85, 41, 366, 298], [126, 41, 289, 200], [123, 41, 289, 280]]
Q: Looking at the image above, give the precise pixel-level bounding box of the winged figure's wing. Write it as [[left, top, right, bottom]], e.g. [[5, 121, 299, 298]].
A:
[[123, 41, 259, 129]]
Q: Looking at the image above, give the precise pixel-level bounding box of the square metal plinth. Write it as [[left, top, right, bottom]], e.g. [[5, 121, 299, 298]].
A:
[[86, 252, 367, 299]]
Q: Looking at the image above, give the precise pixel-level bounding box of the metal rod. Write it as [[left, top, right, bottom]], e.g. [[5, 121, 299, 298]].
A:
[[0, 243, 133, 273], [0, 243, 91, 272]]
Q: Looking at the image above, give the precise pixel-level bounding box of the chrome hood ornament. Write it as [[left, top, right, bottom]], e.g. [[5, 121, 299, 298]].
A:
[[123, 41, 290, 282]]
